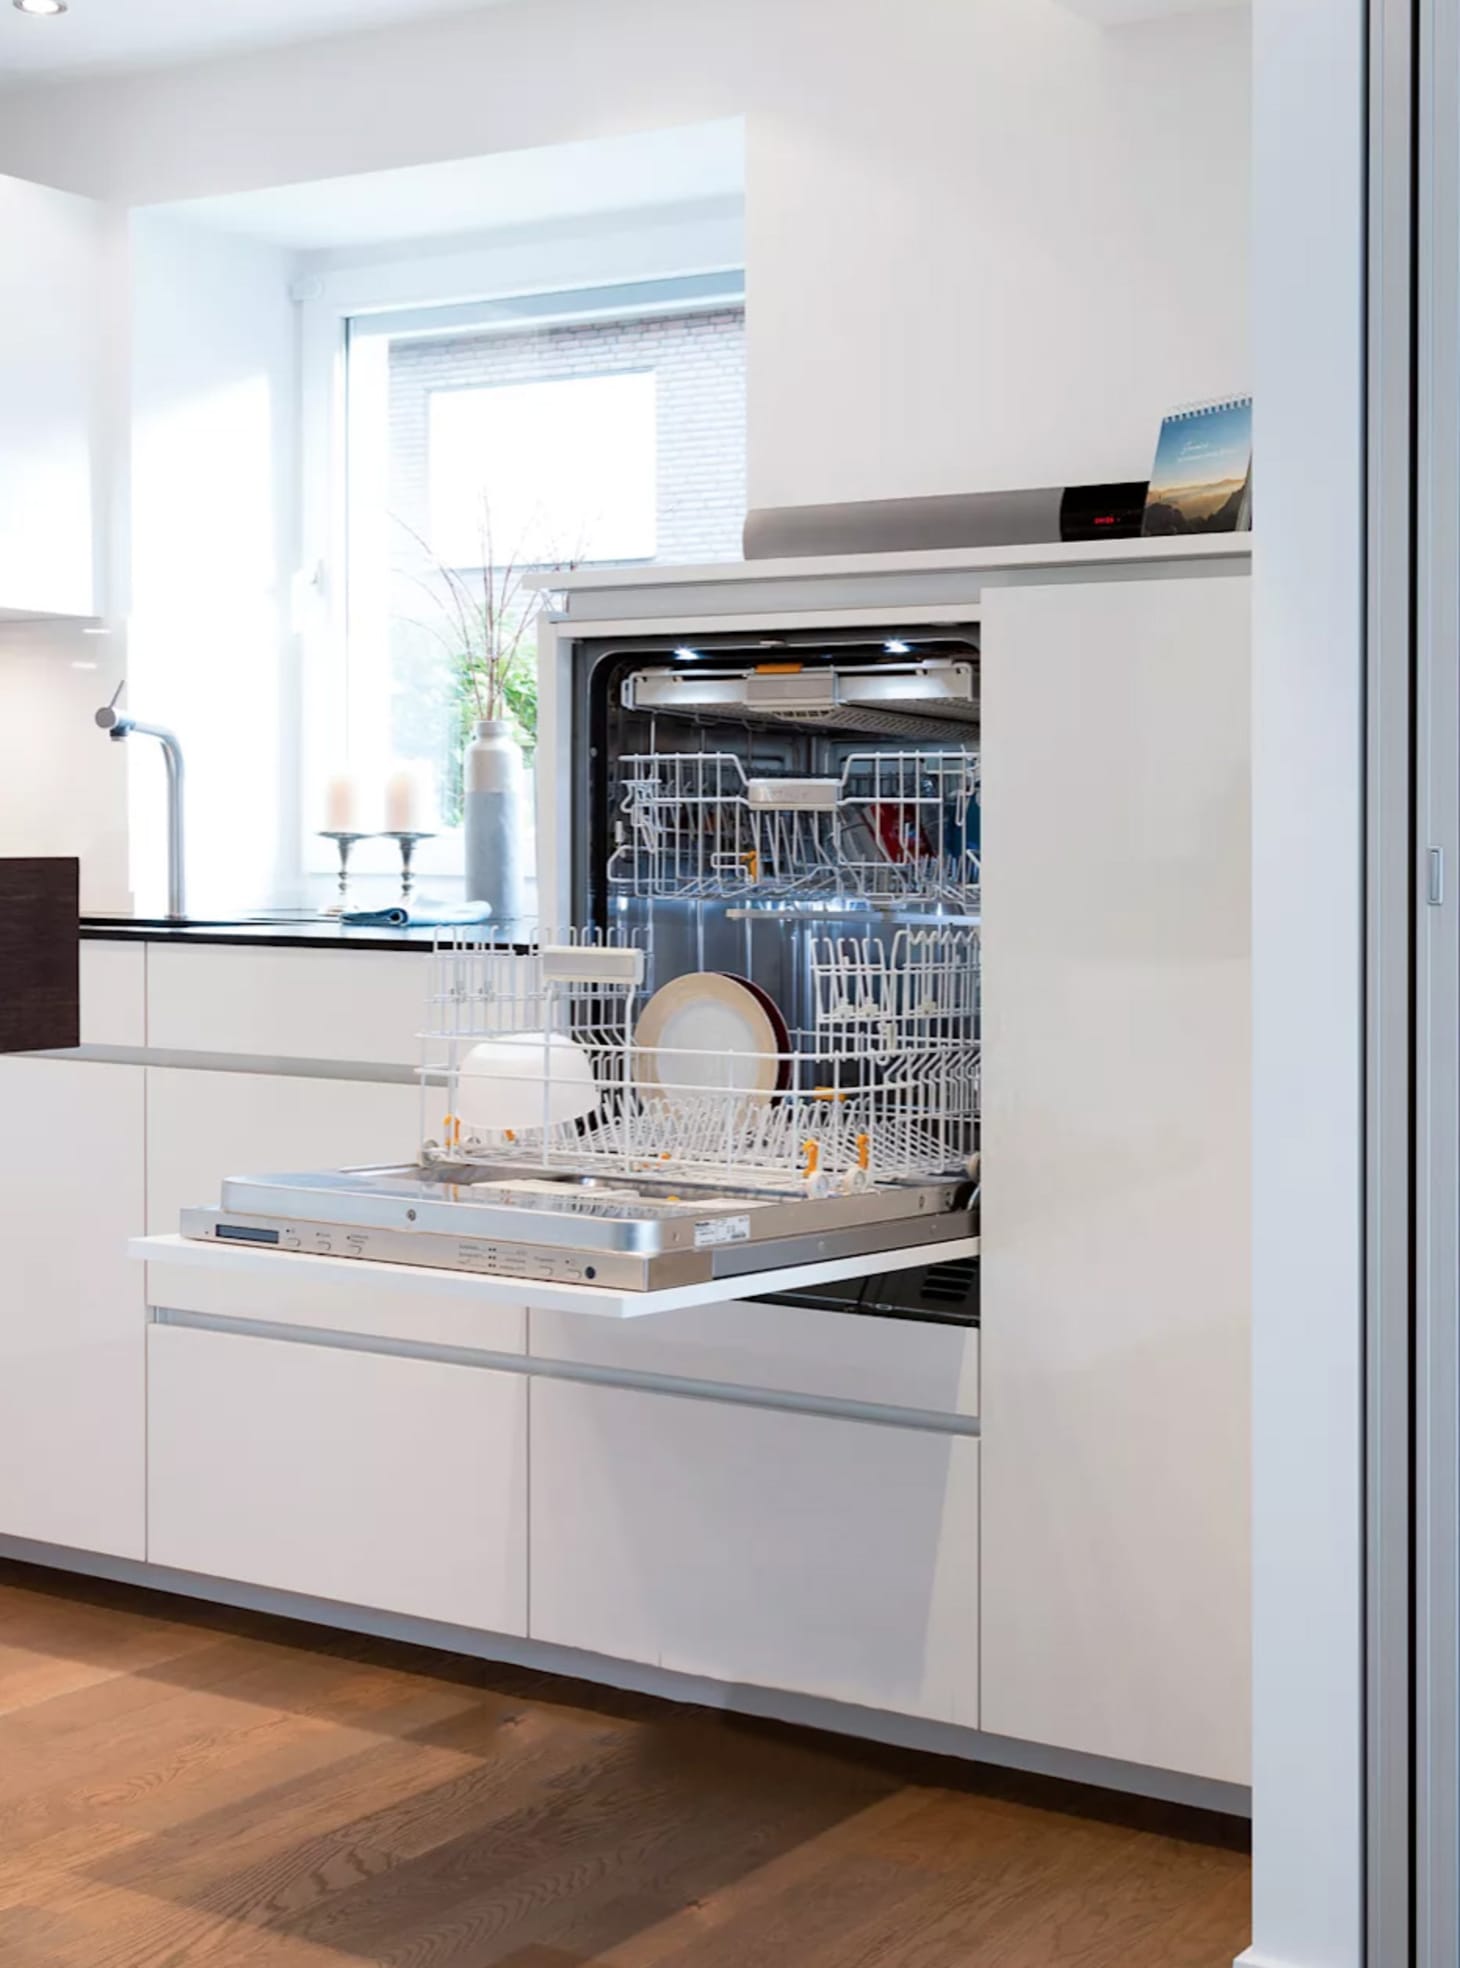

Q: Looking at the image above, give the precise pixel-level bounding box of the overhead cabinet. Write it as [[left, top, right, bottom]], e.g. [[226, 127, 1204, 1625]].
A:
[[0, 174, 105, 621]]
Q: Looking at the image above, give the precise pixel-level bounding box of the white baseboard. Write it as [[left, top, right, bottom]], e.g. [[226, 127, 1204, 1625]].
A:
[[0, 1533, 1252, 1821]]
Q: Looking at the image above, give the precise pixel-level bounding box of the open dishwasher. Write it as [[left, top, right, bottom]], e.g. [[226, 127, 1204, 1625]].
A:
[[181, 628, 982, 1309]]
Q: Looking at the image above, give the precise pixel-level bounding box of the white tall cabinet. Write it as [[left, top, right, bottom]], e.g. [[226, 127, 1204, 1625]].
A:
[[0, 1057, 146, 1557], [0, 173, 106, 621], [977, 573, 1252, 1785]]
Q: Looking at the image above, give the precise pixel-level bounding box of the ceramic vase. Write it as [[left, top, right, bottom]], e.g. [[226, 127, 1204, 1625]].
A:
[[464, 718, 527, 923]]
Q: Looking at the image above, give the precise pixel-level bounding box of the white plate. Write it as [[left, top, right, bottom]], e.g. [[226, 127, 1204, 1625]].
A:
[[633, 973, 784, 1105]]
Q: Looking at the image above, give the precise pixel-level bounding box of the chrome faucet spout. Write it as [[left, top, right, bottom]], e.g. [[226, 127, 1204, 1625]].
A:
[[95, 684, 187, 918]]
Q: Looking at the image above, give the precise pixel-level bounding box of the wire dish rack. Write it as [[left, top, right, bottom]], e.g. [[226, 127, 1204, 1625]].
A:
[[606, 750, 980, 907], [421, 926, 980, 1196]]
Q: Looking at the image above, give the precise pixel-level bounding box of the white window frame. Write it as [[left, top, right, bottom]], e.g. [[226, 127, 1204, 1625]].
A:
[[293, 213, 745, 897]]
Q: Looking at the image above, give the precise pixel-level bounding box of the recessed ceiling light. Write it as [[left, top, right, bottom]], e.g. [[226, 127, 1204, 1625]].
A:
[[13, 0, 68, 16]]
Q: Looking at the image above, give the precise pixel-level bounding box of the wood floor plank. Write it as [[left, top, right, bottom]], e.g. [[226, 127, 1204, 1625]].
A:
[[0, 1562, 1252, 1968]]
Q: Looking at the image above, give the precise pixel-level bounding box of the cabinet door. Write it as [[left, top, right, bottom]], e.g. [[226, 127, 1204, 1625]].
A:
[[531, 1378, 979, 1723], [978, 574, 1251, 1784], [148, 1324, 527, 1634], [0, 1058, 145, 1556], [0, 176, 103, 619]]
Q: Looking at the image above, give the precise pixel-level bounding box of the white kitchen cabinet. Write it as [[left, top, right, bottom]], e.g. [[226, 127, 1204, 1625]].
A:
[[0, 1057, 145, 1556], [147, 945, 432, 1066], [977, 573, 1251, 1784], [148, 1323, 527, 1634], [79, 941, 146, 1048], [531, 1378, 979, 1723], [0, 175, 105, 620]]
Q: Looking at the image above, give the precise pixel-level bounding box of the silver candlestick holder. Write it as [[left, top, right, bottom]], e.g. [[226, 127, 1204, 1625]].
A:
[[318, 831, 368, 915], [382, 830, 435, 902]]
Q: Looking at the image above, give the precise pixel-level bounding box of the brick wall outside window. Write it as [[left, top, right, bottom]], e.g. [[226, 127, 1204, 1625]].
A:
[[388, 305, 747, 565]]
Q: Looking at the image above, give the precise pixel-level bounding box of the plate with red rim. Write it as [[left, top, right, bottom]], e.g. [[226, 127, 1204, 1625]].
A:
[[720, 974, 793, 1091], [633, 972, 788, 1105]]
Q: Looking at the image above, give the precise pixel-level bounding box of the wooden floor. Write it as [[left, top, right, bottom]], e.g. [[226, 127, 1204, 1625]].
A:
[[0, 1560, 1250, 1967]]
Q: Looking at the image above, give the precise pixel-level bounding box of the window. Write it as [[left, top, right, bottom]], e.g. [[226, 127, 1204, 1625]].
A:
[[334, 272, 746, 848], [428, 371, 659, 568]]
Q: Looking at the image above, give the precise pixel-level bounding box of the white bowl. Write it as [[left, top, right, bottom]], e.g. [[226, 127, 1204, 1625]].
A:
[[456, 1032, 599, 1133]]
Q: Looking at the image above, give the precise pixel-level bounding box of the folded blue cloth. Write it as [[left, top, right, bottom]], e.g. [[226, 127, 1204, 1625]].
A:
[[342, 902, 494, 929]]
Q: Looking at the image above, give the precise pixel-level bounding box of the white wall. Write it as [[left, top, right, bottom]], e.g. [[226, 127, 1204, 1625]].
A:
[[1244, 0, 1365, 1964], [128, 212, 300, 913], [0, 624, 130, 912], [0, 0, 1251, 511]]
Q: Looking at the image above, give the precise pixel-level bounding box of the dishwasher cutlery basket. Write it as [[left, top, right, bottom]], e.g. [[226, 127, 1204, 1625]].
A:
[[421, 925, 980, 1195]]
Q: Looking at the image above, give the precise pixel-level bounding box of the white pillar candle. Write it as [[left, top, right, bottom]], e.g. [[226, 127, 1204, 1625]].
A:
[[384, 761, 435, 834], [323, 770, 359, 833]]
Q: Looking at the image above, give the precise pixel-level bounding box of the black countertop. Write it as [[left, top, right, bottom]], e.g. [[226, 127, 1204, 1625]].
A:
[[80, 914, 533, 954]]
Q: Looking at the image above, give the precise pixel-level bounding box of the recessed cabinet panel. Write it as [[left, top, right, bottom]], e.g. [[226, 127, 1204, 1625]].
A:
[[531, 1378, 979, 1723], [531, 1296, 978, 1415], [148, 1325, 527, 1634], [978, 574, 1251, 1784], [147, 947, 433, 1065], [0, 1058, 145, 1556]]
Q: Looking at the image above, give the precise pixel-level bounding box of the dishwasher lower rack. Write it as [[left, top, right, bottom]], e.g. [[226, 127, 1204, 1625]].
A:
[[421, 924, 980, 1195]]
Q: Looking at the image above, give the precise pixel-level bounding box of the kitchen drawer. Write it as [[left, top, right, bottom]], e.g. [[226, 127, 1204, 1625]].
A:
[[530, 1292, 978, 1417], [147, 1323, 527, 1633], [530, 1378, 979, 1722], [147, 945, 431, 1065], [80, 941, 146, 1048]]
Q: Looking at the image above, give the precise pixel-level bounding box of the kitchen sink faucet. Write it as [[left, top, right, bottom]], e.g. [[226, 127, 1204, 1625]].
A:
[[95, 681, 187, 919]]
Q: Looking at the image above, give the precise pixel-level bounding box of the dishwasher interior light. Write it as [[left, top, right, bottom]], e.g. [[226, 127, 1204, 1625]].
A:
[[13, 0, 68, 15]]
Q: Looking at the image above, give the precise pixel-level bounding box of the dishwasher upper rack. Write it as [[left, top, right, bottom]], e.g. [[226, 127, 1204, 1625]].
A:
[[419, 925, 980, 1193], [606, 749, 981, 908]]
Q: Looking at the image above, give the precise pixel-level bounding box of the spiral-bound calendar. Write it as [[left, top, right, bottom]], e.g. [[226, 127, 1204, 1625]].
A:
[[1142, 394, 1252, 537]]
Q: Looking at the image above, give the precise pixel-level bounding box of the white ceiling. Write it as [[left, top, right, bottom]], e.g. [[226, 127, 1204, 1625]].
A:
[[0, 0, 508, 85], [161, 120, 747, 252]]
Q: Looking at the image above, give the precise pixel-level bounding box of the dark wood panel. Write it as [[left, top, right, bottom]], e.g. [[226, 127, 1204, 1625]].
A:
[[0, 859, 79, 1054], [0, 1560, 1251, 1967]]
